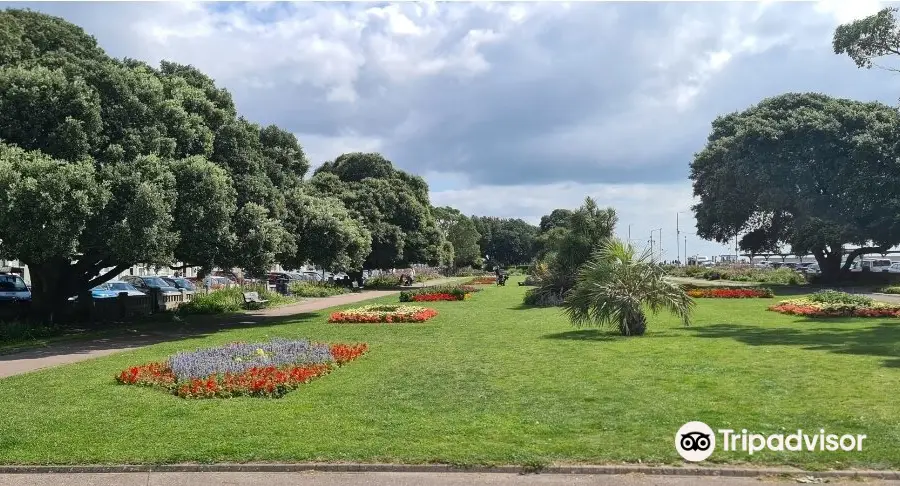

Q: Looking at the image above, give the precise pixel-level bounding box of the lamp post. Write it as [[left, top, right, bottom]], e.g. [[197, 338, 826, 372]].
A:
[[676, 212, 687, 266], [650, 228, 662, 261]]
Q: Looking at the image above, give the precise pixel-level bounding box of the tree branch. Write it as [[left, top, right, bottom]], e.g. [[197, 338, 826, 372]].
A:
[[841, 246, 886, 271], [86, 264, 130, 288]]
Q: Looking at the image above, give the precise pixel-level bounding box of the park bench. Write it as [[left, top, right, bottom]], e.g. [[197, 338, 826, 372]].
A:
[[242, 291, 269, 309]]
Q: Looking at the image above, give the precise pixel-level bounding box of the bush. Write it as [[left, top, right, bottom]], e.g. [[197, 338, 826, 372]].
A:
[[413, 269, 443, 282], [808, 290, 873, 306], [523, 288, 565, 307], [177, 286, 294, 315], [363, 275, 400, 288], [287, 282, 347, 298], [666, 265, 805, 285], [399, 284, 480, 302], [879, 286, 900, 295], [0, 319, 61, 343]]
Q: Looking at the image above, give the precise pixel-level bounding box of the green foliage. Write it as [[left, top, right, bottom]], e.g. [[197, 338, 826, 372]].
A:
[[398, 284, 479, 302], [879, 286, 900, 295], [0, 9, 330, 321], [833, 7, 900, 71], [363, 274, 401, 288], [177, 286, 293, 315], [0, 319, 61, 343], [311, 153, 443, 269], [280, 190, 371, 272], [690, 92, 900, 281], [532, 197, 617, 296], [286, 282, 347, 298], [563, 239, 694, 336], [808, 290, 873, 307], [471, 216, 539, 266], [522, 288, 564, 307], [665, 266, 805, 285], [434, 206, 482, 268]]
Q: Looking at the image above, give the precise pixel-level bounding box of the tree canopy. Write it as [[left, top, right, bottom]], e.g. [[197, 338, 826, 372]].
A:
[[310, 152, 444, 270], [471, 216, 540, 267], [833, 7, 900, 72], [433, 206, 482, 268], [690, 92, 900, 280]]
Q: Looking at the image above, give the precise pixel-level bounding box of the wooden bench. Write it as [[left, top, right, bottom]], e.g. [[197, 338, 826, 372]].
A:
[[242, 291, 269, 309]]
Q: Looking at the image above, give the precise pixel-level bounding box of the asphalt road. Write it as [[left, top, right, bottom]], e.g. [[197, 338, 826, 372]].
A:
[[1, 472, 897, 486]]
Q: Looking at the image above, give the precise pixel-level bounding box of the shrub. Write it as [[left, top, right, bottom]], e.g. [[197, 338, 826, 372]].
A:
[[363, 274, 400, 288], [808, 290, 873, 306], [177, 286, 294, 315], [666, 265, 805, 285], [413, 269, 443, 282], [287, 282, 347, 298], [523, 288, 565, 307], [399, 284, 480, 302], [115, 338, 368, 398], [879, 286, 900, 295], [329, 304, 438, 323], [0, 319, 61, 343]]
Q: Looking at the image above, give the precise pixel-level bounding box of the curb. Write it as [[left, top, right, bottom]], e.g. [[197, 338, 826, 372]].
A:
[[0, 464, 898, 478]]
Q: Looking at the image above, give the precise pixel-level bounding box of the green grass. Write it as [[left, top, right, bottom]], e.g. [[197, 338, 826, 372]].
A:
[[0, 278, 899, 469]]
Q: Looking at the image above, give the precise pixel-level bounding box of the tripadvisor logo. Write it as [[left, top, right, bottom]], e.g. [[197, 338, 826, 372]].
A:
[[675, 422, 867, 462]]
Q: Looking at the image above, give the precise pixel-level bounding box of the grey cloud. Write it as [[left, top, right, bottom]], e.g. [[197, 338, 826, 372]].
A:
[[4, 1, 900, 189]]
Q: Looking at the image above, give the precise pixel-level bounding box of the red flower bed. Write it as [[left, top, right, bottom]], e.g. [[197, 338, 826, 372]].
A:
[[116, 343, 368, 399], [411, 292, 460, 302], [466, 276, 497, 285], [686, 287, 773, 298]]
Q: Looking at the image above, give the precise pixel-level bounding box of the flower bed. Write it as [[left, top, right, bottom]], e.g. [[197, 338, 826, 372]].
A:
[[685, 287, 773, 298], [768, 299, 900, 318], [399, 284, 480, 302], [768, 290, 900, 318], [466, 276, 497, 285], [116, 339, 368, 398], [329, 304, 438, 323]]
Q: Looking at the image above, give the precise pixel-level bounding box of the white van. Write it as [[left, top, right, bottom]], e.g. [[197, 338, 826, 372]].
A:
[[861, 259, 893, 273]]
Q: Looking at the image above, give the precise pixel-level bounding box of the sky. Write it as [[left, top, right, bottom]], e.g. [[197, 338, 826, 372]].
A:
[[5, 0, 900, 261]]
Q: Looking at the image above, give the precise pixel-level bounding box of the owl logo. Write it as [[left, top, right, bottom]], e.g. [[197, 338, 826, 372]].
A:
[[680, 431, 712, 451], [675, 422, 716, 461]]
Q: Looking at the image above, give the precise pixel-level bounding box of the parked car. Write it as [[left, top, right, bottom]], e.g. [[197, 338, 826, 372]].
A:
[[121, 275, 180, 294], [888, 263, 900, 274], [160, 276, 196, 291], [90, 281, 146, 298], [0, 273, 31, 303], [805, 264, 820, 275]]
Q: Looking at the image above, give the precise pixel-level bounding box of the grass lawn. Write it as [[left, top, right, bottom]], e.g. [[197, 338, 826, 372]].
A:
[[0, 277, 898, 469]]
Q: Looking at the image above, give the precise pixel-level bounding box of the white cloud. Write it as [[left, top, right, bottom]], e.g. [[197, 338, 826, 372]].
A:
[[297, 132, 384, 170]]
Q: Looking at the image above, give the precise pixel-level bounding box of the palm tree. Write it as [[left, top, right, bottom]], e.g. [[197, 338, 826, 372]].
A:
[[563, 238, 694, 336]]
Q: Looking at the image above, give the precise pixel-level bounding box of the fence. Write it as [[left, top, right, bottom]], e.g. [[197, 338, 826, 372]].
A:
[[90, 293, 152, 322]]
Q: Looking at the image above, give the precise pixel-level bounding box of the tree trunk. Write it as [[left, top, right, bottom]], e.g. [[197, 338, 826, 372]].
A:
[[28, 263, 69, 324], [813, 248, 843, 283], [619, 309, 647, 336]]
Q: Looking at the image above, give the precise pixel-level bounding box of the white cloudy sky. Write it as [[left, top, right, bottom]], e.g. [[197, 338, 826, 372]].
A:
[[6, 0, 900, 259]]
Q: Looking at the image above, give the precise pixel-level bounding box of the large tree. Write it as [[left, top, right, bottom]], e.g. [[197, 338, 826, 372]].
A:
[[471, 216, 540, 267], [310, 152, 444, 271], [0, 9, 322, 320], [433, 206, 482, 268], [690, 92, 900, 281], [833, 7, 900, 73]]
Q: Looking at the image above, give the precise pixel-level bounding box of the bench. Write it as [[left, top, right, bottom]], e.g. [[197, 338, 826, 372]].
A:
[[242, 291, 269, 309]]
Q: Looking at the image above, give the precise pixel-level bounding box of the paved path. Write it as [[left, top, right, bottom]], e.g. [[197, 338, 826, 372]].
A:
[[0, 278, 463, 379], [1, 472, 896, 486]]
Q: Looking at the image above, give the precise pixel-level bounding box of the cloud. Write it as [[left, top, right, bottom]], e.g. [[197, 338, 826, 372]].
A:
[[3, 0, 897, 256]]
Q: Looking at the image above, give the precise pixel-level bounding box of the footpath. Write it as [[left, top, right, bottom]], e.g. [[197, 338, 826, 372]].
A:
[[0, 277, 461, 379]]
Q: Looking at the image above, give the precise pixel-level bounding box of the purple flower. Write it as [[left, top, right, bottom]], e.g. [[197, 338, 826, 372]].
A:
[[168, 338, 334, 381]]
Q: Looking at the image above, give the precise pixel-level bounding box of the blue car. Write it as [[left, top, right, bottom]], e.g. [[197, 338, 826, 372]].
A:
[[0, 274, 31, 303], [91, 281, 145, 299]]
